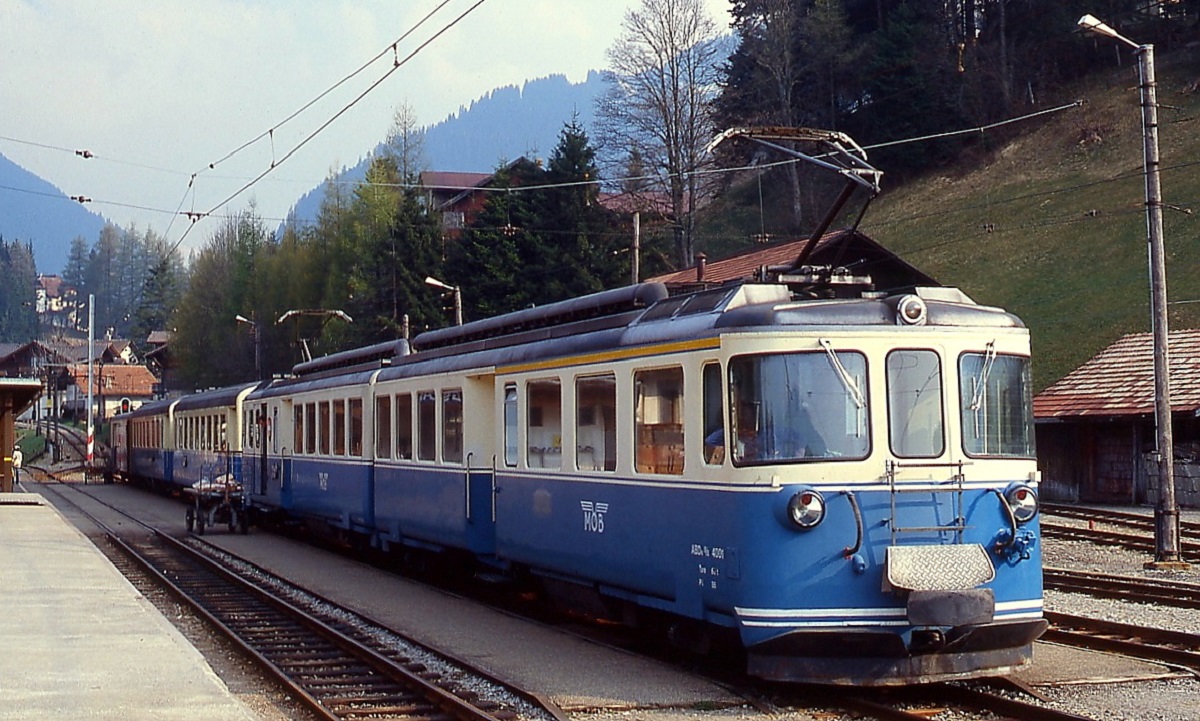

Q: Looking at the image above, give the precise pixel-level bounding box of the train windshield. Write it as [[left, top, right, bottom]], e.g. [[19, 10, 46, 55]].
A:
[[959, 351, 1035, 458], [727, 351, 870, 465]]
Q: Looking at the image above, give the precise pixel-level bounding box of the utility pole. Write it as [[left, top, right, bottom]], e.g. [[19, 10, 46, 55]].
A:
[[1079, 14, 1187, 569], [631, 212, 641, 285], [86, 293, 94, 466]]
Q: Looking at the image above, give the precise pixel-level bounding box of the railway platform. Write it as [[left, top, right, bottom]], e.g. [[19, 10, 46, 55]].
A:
[[0, 493, 258, 721]]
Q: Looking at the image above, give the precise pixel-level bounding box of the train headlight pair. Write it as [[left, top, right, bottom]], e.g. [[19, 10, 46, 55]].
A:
[[1004, 482, 1039, 524], [786, 489, 826, 530]]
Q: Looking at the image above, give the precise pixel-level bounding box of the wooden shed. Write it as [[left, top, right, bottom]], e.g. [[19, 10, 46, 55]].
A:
[[1034, 329, 1200, 508]]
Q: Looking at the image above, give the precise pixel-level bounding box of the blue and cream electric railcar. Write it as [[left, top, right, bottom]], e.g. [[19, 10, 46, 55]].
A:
[[236, 281, 1044, 685]]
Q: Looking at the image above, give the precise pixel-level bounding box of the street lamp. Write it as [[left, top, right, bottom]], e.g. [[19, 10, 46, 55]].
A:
[[425, 276, 463, 326], [234, 315, 262, 380], [1079, 14, 1187, 569]]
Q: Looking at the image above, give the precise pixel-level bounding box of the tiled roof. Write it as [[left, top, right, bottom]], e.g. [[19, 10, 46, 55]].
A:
[[68, 363, 159, 397], [146, 330, 173, 345], [1033, 329, 1200, 419], [419, 171, 491, 191]]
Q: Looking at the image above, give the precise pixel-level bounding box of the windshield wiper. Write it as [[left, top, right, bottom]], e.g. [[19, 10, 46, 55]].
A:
[[969, 341, 997, 412], [819, 338, 866, 408]]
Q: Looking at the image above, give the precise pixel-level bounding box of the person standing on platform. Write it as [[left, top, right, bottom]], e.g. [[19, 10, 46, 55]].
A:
[[11, 444, 22, 489]]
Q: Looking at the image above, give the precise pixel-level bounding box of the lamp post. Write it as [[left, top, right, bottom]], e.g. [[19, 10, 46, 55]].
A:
[[234, 314, 262, 380], [1079, 14, 1186, 568], [425, 276, 463, 326], [86, 293, 95, 466]]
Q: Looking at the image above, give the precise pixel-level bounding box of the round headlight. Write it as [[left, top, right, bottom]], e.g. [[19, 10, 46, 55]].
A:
[[1004, 483, 1039, 524], [896, 295, 927, 326], [787, 490, 826, 530]]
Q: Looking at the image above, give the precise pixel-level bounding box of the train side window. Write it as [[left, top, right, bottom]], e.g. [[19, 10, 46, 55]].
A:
[[503, 385, 518, 467], [349, 398, 363, 457], [396, 393, 413, 460], [887, 349, 945, 458], [334, 399, 347, 456], [702, 362, 724, 465], [417, 391, 437, 461], [318, 401, 331, 455], [634, 367, 684, 475], [527, 379, 562, 469], [576, 374, 616, 472], [443, 389, 463, 464], [294, 405, 303, 455], [376, 395, 392, 459]]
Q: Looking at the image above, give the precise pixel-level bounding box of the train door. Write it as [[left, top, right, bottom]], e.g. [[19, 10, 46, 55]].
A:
[[256, 402, 269, 496], [462, 374, 496, 555]]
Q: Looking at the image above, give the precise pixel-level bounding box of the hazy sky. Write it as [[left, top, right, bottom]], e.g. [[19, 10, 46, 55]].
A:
[[1, 0, 732, 252]]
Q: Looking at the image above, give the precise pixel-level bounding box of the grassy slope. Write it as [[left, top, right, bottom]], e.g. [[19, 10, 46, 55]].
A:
[[859, 53, 1200, 391]]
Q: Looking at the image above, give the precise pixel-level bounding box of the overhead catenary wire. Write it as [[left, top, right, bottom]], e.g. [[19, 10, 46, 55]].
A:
[[5, 90, 1196, 252], [166, 0, 489, 252]]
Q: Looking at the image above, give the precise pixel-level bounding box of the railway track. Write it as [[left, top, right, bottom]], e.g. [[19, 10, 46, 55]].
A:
[[1043, 503, 1200, 537], [759, 681, 1099, 721], [1044, 611, 1200, 676], [26, 479, 1125, 721], [35, 481, 560, 721], [1045, 566, 1200, 609], [1040, 507, 1200, 558]]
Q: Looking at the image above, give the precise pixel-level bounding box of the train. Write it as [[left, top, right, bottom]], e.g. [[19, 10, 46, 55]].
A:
[[110, 276, 1046, 685]]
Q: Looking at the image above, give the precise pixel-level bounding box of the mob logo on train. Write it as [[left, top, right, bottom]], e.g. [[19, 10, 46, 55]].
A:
[[580, 501, 608, 533]]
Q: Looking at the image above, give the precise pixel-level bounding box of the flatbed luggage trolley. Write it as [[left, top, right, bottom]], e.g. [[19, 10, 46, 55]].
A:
[[184, 462, 249, 535]]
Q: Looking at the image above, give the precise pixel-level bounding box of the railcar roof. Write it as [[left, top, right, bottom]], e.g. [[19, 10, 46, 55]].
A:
[[174, 381, 263, 411], [249, 367, 382, 400], [120, 397, 176, 420]]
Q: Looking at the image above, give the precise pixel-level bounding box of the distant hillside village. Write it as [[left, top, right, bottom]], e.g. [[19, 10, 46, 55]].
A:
[[0, 273, 166, 424]]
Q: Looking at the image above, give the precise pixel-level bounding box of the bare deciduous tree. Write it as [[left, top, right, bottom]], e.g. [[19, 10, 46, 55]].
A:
[[597, 0, 723, 268]]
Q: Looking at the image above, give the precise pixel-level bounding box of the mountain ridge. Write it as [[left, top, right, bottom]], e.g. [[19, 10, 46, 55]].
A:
[[0, 152, 107, 273]]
